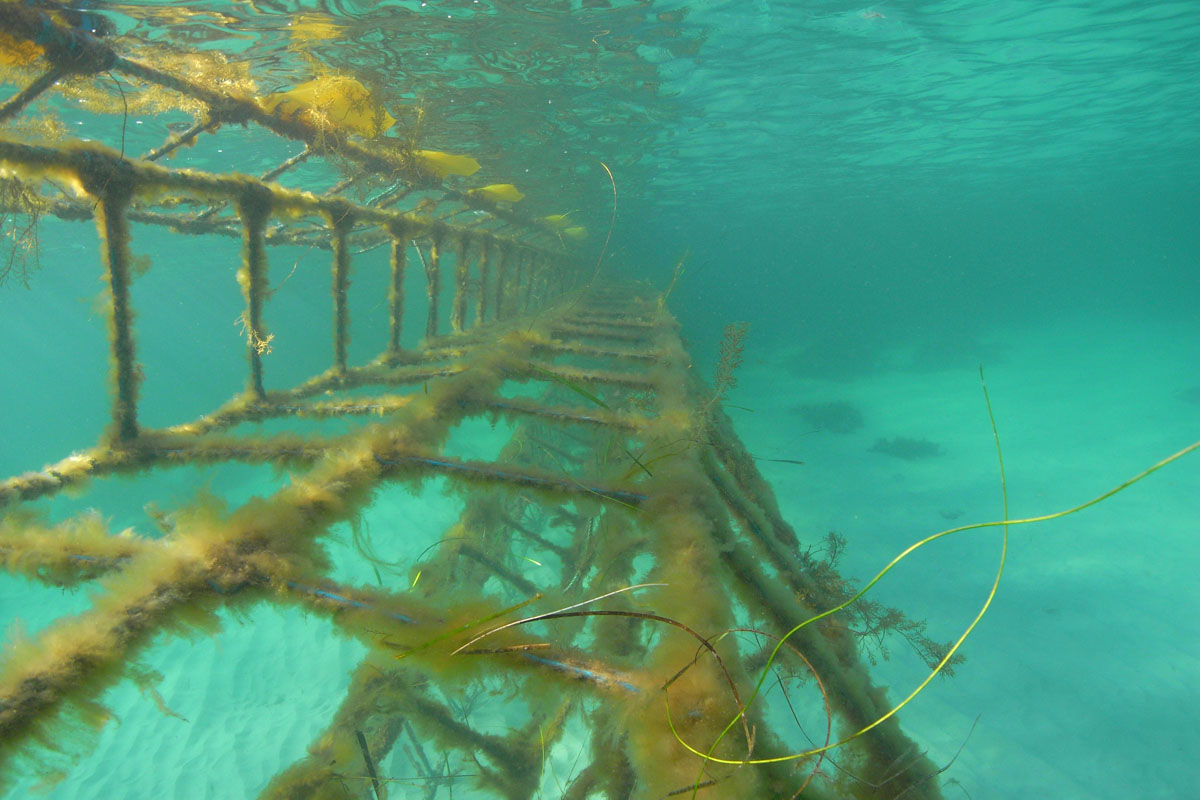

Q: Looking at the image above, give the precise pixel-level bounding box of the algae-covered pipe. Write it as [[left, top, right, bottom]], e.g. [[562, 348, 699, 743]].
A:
[[494, 247, 510, 321], [0, 67, 64, 124], [387, 226, 408, 357], [329, 204, 355, 374], [235, 185, 272, 399], [477, 239, 492, 325], [424, 236, 442, 340], [450, 236, 470, 333], [88, 167, 139, 443]]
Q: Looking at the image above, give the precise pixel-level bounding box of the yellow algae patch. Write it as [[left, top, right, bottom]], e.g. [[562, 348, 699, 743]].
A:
[[413, 149, 481, 179], [541, 213, 572, 228], [467, 183, 525, 203], [288, 13, 345, 42], [0, 31, 43, 66], [259, 76, 395, 137]]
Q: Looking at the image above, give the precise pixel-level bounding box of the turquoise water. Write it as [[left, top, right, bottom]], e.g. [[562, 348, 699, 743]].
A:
[[2, 1, 1198, 798]]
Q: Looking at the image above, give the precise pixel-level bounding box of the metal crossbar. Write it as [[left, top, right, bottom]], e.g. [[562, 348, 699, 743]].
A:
[[0, 8, 945, 799]]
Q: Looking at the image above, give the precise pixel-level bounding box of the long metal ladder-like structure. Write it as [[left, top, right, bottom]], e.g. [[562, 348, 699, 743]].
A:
[[0, 6, 944, 797]]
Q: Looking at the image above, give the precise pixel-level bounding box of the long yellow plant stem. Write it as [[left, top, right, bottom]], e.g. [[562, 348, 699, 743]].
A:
[[672, 396, 1198, 781]]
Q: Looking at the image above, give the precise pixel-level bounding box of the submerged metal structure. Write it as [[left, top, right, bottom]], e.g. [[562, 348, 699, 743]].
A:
[[0, 8, 946, 798]]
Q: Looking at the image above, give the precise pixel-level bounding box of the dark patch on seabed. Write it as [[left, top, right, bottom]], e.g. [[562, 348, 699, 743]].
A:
[[869, 436, 945, 461], [796, 400, 865, 435]]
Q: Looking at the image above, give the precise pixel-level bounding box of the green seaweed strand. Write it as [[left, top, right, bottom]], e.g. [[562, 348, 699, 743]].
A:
[[671, 386, 1198, 790]]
